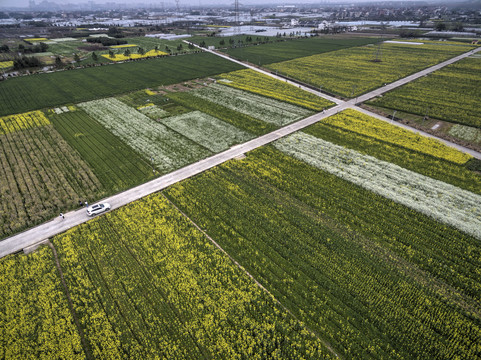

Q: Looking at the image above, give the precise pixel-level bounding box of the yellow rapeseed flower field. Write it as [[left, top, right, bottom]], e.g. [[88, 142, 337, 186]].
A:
[[218, 68, 333, 111], [323, 109, 472, 164], [0, 61, 13, 69], [0, 246, 84, 358]]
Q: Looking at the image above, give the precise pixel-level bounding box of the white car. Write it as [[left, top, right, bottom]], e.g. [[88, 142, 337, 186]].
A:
[[86, 203, 111, 217]]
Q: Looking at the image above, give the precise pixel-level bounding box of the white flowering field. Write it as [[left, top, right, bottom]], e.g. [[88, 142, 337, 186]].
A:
[[160, 111, 254, 152], [78, 98, 212, 174], [191, 84, 312, 126], [137, 104, 169, 120], [275, 132, 481, 239]]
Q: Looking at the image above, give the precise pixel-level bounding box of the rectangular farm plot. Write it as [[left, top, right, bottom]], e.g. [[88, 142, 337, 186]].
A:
[[217, 69, 333, 111], [53, 194, 332, 359], [0, 110, 50, 135], [0, 52, 243, 117], [167, 91, 277, 136], [368, 57, 481, 128], [191, 83, 313, 126], [305, 111, 481, 195], [275, 132, 481, 240], [268, 42, 475, 97], [78, 98, 212, 174], [137, 104, 169, 119], [320, 109, 472, 164], [49, 109, 155, 193], [0, 111, 102, 239], [0, 246, 84, 358], [160, 111, 254, 152], [164, 146, 481, 359]]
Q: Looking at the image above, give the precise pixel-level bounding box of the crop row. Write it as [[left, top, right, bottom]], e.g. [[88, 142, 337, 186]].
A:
[[217, 69, 333, 111], [0, 52, 243, 117], [192, 83, 312, 126], [48, 109, 155, 192], [321, 109, 472, 164], [53, 194, 332, 359], [159, 110, 253, 152], [0, 111, 101, 238], [268, 42, 474, 97], [221, 36, 380, 65], [78, 97, 212, 174], [0, 246, 84, 358], [0, 110, 50, 135], [368, 57, 481, 128], [164, 146, 481, 359], [275, 131, 481, 240], [137, 104, 169, 119], [167, 91, 277, 135], [101, 49, 169, 61], [304, 114, 481, 195], [0, 61, 13, 69]]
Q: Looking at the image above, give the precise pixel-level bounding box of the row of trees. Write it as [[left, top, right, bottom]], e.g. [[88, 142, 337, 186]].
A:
[[18, 42, 49, 54], [86, 37, 127, 46]]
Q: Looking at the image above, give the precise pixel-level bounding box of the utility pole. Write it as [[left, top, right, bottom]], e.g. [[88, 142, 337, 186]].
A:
[[391, 110, 397, 121], [234, 0, 240, 36]]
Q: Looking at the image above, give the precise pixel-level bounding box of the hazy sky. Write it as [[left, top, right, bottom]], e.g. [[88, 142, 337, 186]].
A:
[[0, 0, 439, 9]]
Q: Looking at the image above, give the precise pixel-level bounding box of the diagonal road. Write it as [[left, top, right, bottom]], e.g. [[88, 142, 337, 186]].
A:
[[1, 45, 480, 259]]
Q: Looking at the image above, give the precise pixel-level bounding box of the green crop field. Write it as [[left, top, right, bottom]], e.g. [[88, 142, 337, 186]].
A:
[[49, 108, 155, 193], [0, 52, 243, 116], [164, 143, 481, 359], [51, 194, 333, 359], [224, 36, 381, 65], [268, 42, 475, 97], [368, 56, 481, 128]]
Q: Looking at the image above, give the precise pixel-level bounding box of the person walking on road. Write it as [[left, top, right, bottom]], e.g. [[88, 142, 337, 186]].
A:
[[84, 201, 88, 207], [60, 213, 65, 220]]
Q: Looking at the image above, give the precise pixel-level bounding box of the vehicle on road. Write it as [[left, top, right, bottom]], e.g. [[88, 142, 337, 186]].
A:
[[86, 203, 111, 217]]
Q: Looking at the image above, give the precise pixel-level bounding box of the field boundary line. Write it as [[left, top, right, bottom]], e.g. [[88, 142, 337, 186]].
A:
[[183, 40, 343, 105], [47, 240, 93, 360], [161, 193, 342, 359]]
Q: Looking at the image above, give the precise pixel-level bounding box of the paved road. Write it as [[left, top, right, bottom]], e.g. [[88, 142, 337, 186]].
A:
[[1, 45, 480, 258], [190, 41, 480, 106]]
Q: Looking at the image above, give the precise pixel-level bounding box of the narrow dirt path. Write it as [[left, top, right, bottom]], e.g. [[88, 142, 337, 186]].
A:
[[47, 240, 93, 360], [161, 193, 342, 359]]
